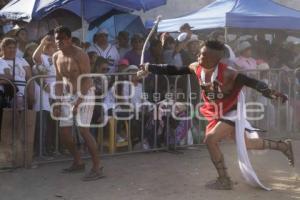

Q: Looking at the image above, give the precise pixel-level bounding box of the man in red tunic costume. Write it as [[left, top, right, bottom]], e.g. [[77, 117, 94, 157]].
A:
[[137, 40, 294, 190]]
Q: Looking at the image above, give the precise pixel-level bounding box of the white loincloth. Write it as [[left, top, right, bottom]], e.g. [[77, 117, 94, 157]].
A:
[[221, 92, 271, 191]]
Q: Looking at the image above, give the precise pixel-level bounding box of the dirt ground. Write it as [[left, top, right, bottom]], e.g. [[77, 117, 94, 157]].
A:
[[0, 141, 299, 200]]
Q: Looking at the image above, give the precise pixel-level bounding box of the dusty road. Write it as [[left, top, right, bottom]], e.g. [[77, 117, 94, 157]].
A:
[[0, 141, 299, 200]]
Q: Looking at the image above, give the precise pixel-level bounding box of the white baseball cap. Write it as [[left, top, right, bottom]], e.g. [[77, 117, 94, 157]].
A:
[[257, 63, 270, 70], [177, 33, 199, 43], [96, 28, 109, 35], [122, 65, 139, 72]]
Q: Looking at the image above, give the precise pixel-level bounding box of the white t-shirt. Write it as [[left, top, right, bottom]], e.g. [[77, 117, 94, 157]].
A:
[[122, 82, 151, 113], [40, 53, 56, 84], [122, 82, 143, 106], [0, 59, 10, 91], [103, 87, 116, 112], [32, 54, 56, 111], [86, 43, 120, 72], [116, 44, 130, 59], [16, 48, 24, 58], [1, 57, 28, 95], [33, 82, 51, 111], [0, 58, 10, 74], [163, 50, 183, 66]]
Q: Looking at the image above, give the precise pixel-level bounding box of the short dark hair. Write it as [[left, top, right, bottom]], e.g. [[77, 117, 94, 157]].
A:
[[54, 26, 72, 38], [95, 56, 109, 65], [163, 36, 175, 49], [204, 40, 225, 51], [92, 56, 109, 73], [131, 33, 144, 43], [71, 36, 81, 46], [0, 37, 17, 49], [118, 31, 129, 38], [150, 39, 162, 51], [47, 29, 54, 36], [209, 30, 224, 40], [15, 28, 27, 37]]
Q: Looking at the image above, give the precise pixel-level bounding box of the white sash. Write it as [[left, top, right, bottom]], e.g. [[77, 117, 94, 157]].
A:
[[236, 92, 271, 191]]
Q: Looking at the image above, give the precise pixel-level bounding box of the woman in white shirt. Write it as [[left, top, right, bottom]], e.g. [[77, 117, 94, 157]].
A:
[[32, 33, 57, 112], [15, 28, 29, 58], [0, 37, 35, 109]]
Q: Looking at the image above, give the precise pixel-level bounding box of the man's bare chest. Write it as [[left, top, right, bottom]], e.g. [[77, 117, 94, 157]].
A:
[[56, 57, 80, 77]]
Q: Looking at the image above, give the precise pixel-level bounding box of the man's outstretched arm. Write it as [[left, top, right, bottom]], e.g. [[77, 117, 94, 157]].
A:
[[234, 73, 288, 103], [138, 62, 198, 77], [146, 63, 192, 75]]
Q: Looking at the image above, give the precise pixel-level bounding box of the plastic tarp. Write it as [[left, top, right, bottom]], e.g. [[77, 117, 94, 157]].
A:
[[158, 0, 300, 32]]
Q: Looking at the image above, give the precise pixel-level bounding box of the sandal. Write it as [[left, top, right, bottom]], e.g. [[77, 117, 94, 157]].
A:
[[281, 139, 294, 167], [205, 176, 233, 190], [62, 163, 85, 173], [82, 167, 104, 181], [263, 139, 295, 167]]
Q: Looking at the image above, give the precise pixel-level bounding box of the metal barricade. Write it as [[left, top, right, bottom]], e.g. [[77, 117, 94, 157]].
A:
[[0, 77, 18, 169], [293, 68, 300, 139], [24, 75, 57, 167], [238, 68, 299, 139], [26, 73, 173, 165], [18, 67, 300, 166], [172, 74, 203, 151], [169, 68, 300, 151], [118, 72, 171, 152], [176, 74, 208, 148]]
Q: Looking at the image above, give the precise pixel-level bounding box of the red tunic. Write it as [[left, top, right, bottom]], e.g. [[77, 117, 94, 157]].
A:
[[196, 63, 242, 134]]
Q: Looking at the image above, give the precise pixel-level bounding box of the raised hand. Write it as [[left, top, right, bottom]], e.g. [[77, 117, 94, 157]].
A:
[[40, 35, 53, 46], [271, 90, 288, 103], [137, 63, 150, 79]]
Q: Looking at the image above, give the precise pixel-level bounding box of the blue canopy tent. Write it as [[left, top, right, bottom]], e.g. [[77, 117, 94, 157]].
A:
[[227, 0, 300, 30], [144, 19, 155, 29], [86, 13, 146, 43], [0, 0, 166, 40], [0, 0, 167, 22], [158, 0, 235, 32], [158, 0, 300, 32]]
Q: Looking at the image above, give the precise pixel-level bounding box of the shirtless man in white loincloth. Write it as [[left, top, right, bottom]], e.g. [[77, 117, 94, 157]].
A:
[[52, 26, 103, 181]]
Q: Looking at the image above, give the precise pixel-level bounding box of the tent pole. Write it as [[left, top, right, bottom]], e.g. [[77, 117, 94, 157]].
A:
[[225, 27, 228, 43], [81, 0, 85, 42], [114, 15, 117, 41]]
